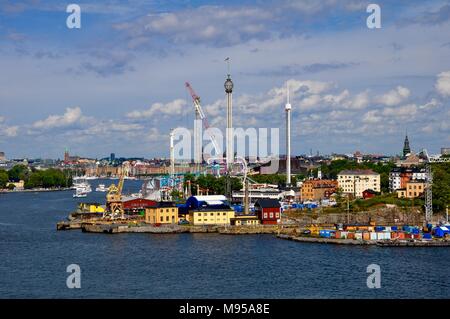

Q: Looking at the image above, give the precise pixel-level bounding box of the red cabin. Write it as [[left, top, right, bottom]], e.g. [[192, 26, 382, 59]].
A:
[[362, 189, 377, 200], [255, 199, 281, 225]]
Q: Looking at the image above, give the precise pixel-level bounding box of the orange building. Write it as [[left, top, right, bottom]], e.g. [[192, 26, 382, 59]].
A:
[[301, 179, 338, 202]]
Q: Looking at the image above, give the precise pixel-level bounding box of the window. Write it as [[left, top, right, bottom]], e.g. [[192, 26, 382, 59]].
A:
[[160, 217, 163, 222], [223, 212, 227, 216], [270, 212, 274, 218], [210, 213, 214, 216], [263, 213, 268, 219], [166, 216, 169, 222]]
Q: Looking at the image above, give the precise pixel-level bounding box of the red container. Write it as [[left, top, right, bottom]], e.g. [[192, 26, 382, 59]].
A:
[[335, 231, 341, 239], [347, 232, 355, 239]]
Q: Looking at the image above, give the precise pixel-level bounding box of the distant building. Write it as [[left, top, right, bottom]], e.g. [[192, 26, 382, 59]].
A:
[[362, 189, 378, 200], [397, 180, 425, 199], [301, 179, 338, 202], [185, 195, 235, 226], [0, 152, 5, 161], [230, 214, 260, 226], [122, 198, 157, 215], [442, 148, 450, 155], [337, 170, 380, 198], [403, 134, 411, 157], [145, 202, 178, 224], [254, 199, 281, 225], [389, 167, 427, 192]]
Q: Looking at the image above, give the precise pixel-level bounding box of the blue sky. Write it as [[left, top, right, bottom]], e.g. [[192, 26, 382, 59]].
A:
[[0, 0, 450, 159]]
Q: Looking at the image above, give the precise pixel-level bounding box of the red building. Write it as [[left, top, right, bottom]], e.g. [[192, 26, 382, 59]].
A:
[[122, 198, 157, 214], [362, 189, 377, 199], [255, 199, 281, 225]]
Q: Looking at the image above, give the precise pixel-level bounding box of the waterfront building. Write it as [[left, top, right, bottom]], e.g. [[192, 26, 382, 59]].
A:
[[442, 148, 450, 155], [230, 214, 260, 226], [123, 198, 157, 215], [0, 152, 5, 161], [362, 189, 378, 199], [185, 195, 235, 226], [145, 202, 178, 224], [254, 199, 281, 225], [300, 179, 338, 202], [337, 170, 380, 198]]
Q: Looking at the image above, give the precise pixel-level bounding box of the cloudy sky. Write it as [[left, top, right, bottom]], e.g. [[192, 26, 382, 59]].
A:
[[0, 0, 449, 159]]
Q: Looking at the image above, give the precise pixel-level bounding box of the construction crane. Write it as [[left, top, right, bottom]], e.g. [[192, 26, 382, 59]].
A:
[[185, 82, 222, 157], [419, 149, 434, 224], [106, 162, 130, 219]]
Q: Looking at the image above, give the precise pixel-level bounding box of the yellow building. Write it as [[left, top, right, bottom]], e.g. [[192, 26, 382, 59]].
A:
[[230, 215, 260, 226], [397, 180, 425, 199], [145, 202, 178, 224], [189, 209, 235, 226]]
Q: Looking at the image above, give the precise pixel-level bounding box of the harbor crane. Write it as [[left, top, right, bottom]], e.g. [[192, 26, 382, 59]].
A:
[[106, 162, 130, 219]]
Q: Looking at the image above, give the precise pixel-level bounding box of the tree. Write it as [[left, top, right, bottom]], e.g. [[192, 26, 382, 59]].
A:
[[8, 165, 28, 182], [0, 170, 9, 188]]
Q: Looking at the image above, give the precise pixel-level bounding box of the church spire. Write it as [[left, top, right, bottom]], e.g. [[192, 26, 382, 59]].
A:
[[403, 131, 411, 157]]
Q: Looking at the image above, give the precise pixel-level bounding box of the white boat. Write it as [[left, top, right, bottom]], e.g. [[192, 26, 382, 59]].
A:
[[95, 184, 108, 192], [73, 188, 87, 198]]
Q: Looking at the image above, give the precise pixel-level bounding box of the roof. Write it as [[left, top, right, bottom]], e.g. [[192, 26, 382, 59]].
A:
[[255, 198, 281, 208], [363, 189, 377, 194], [186, 195, 232, 211], [338, 169, 379, 176]]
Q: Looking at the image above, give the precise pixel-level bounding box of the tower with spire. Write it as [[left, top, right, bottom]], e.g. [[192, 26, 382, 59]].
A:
[[403, 132, 411, 157]]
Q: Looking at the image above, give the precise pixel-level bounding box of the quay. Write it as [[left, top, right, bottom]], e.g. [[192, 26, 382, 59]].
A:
[[277, 234, 450, 247]]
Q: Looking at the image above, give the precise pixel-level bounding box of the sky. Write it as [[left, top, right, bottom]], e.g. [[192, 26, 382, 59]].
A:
[[0, 0, 449, 159]]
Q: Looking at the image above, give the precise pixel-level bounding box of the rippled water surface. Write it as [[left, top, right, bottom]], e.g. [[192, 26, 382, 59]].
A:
[[0, 180, 449, 298]]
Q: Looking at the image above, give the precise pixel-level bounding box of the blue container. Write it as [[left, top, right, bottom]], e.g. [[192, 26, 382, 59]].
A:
[[423, 233, 432, 239], [391, 226, 398, 231], [412, 228, 420, 235], [319, 230, 335, 238], [375, 226, 385, 232]]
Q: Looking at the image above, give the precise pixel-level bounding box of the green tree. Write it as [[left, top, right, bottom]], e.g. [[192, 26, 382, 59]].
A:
[[8, 165, 29, 182], [0, 170, 9, 188]]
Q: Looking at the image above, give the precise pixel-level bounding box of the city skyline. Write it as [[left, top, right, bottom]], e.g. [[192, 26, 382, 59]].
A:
[[1, 0, 450, 159]]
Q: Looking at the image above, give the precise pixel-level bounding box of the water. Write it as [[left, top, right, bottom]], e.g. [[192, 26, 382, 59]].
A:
[[0, 179, 449, 298]]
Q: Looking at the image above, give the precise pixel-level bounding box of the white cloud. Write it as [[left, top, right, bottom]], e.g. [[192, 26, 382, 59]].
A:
[[382, 103, 418, 117], [362, 110, 382, 124], [435, 71, 450, 97], [1, 125, 18, 137], [418, 98, 441, 109], [127, 99, 188, 119], [32, 107, 84, 129], [376, 86, 410, 106]]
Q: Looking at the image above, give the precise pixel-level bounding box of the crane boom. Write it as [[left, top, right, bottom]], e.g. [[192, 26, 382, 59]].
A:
[[185, 82, 222, 156]]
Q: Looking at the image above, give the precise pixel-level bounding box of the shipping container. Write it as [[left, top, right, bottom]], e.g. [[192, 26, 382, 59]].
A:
[[355, 232, 363, 240], [370, 232, 377, 241], [347, 232, 355, 239], [385, 226, 391, 232], [363, 232, 370, 240], [375, 226, 385, 232], [391, 226, 398, 231]]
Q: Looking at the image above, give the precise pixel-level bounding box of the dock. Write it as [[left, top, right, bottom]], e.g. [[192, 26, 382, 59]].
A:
[[277, 234, 450, 247]]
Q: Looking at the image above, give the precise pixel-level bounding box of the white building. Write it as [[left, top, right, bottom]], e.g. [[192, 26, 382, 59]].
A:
[[389, 167, 427, 192], [337, 169, 380, 198]]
